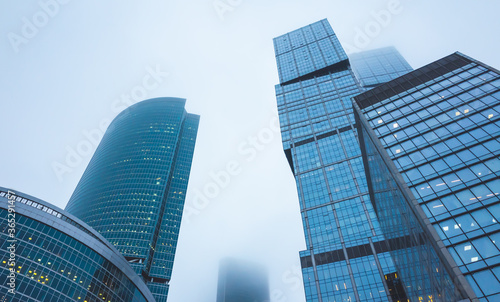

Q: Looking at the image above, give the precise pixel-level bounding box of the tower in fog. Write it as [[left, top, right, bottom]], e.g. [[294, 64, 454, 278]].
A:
[[349, 46, 412, 88], [216, 258, 269, 302], [273, 19, 474, 301], [65, 97, 199, 302]]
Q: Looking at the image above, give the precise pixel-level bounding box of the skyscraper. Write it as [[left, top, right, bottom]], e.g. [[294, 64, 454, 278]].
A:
[[216, 258, 269, 302], [349, 46, 413, 88], [0, 187, 156, 302], [65, 97, 199, 302], [273, 19, 473, 301], [354, 52, 500, 301]]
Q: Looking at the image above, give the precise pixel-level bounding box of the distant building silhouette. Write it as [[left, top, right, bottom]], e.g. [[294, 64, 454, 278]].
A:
[[349, 46, 413, 88], [217, 258, 269, 302]]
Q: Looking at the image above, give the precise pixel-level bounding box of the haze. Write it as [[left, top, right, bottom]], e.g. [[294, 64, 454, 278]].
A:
[[1, 1, 500, 301]]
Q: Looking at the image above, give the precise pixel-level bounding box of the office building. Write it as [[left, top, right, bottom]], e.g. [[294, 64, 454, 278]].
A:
[[273, 19, 474, 301], [0, 187, 155, 302], [216, 258, 269, 302], [354, 52, 500, 301], [349, 46, 413, 88], [65, 97, 199, 302]]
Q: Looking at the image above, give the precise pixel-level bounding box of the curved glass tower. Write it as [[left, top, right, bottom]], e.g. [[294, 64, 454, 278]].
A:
[[0, 187, 156, 302], [65, 97, 199, 302]]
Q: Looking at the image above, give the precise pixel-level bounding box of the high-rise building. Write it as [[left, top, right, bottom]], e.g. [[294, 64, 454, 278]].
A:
[[0, 187, 156, 302], [273, 19, 474, 301], [354, 52, 500, 301], [65, 97, 199, 302], [216, 258, 269, 302], [349, 47, 413, 88]]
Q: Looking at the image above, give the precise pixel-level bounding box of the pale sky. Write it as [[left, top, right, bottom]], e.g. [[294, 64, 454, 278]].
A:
[[1, 1, 500, 301]]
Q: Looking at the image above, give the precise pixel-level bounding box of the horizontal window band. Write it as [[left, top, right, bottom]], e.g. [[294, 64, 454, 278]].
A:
[[300, 233, 426, 268], [279, 59, 350, 86], [292, 125, 355, 148]]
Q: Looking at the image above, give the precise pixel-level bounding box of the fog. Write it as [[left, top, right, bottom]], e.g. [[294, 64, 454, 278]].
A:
[[1, 1, 500, 301]]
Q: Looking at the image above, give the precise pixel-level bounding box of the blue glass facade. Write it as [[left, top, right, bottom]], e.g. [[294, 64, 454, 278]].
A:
[[273, 19, 419, 301], [354, 52, 500, 301], [216, 258, 269, 302], [65, 97, 199, 302], [274, 19, 348, 85], [355, 107, 475, 301], [349, 47, 413, 88], [0, 188, 155, 302]]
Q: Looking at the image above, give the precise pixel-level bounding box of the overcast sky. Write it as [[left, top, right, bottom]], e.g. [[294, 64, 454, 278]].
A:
[[1, 1, 500, 301]]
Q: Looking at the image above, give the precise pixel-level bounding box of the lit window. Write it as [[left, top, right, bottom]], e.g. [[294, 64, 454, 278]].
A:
[[455, 112, 461, 116], [378, 119, 383, 124], [488, 114, 494, 119], [393, 123, 398, 128], [464, 245, 471, 251]]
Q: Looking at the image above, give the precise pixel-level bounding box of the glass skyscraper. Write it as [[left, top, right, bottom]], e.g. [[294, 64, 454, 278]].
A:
[[0, 187, 155, 302], [354, 52, 500, 301], [273, 19, 474, 301], [349, 47, 413, 88], [216, 258, 269, 302], [65, 97, 199, 302]]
